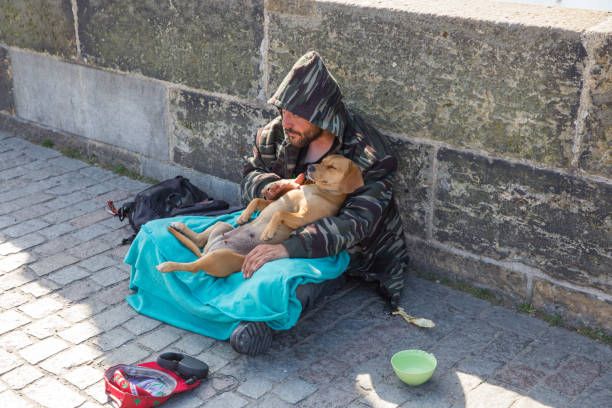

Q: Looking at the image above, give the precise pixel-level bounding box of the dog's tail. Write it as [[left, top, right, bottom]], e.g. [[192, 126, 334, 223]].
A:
[[167, 227, 202, 258]]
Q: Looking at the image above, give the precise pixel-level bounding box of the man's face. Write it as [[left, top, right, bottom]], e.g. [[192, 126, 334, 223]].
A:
[[281, 110, 323, 148]]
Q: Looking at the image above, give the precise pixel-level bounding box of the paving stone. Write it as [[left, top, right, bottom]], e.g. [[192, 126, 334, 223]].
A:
[[174, 333, 215, 355], [58, 321, 103, 344], [94, 303, 137, 331], [538, 326, 612, 363], [90, 266, 128, 287], [567, 386, 612, 408], [138, 325, 183, 351], [24, 377, 86, 408], [48, 265, 90, 285], [0, 233, 45, 255], [299, 356, 350, 385], [19, 337, 69, 364], [92, 283, 132, 306], [524, 384, 572, 408], [57, 278, 102, 302], [63, 366, 104, 389], [0, 253, 36, 274], [79, 166, 116, 181], [0, 310, 31, 335], [0, 390, 35, 408], [459, 382, 521, 408], [18, 297, 63, 319], [492, 363, 546, 392], [544, 355, 601, 396], [37, 222, 78, 239], [0, 348, 24, 375], [85, 380, 109, 404], [209, 340, 241, 361], [66, 239, 112, 258], [0, 290, 29, 309], [60, 302, 106, 323], [298, 381, 357, 408], [72, 223, 112, 242], [0, 364, 44, 389], [202, 392, 248, 408], [71, 210, 112, 228], [160, 391, 205, 408], [1, 219, 49, 238], [195, 349, 230, 374], [455, 357, 505, 380], [23, 315, 71, 339], [20, 279, 60, 297], [273, 377, 318, 404], [0, 330, 33, 352], [481, 331, 534, 364], [30, 253, 79, 276], [237, 375, 273, 399], [482, 307, 550, 339], [78, 254, 117, 271], [123, 314, 162, 335], [0, 214, 18, 229], [104, 342, 151, 366], [93, 326, 135, 351], [39, 344, 103, 374]]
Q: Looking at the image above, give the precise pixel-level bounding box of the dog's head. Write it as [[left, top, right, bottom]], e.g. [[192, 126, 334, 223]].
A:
[[307, 154, 364, 195]]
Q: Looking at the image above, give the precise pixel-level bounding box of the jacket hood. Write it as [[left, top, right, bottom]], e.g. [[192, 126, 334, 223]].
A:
[[268, 51, 346, 139]]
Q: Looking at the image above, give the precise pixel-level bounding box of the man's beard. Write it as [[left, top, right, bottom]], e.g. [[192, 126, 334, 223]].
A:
[[284, 127, 323, 148]]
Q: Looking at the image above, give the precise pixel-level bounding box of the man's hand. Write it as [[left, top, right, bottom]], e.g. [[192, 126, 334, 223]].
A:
[[242, 244, 289, 279], [262, 173, 305, 200]]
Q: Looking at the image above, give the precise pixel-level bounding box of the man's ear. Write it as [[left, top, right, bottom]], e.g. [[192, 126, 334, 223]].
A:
[[340, 162, 364, 194]]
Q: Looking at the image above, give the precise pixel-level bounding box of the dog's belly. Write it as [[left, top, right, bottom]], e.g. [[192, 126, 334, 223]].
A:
[[202, 222, 292, 256]]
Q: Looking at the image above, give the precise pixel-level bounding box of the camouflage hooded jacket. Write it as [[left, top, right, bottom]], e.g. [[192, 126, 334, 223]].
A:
[[241, 52, 409, 305]]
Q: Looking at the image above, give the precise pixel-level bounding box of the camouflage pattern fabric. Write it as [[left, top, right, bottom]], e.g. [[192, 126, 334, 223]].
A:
[[241, 52, 409, 306]]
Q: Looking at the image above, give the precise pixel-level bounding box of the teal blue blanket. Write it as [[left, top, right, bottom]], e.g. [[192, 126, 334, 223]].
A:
[[124, 212, 349, 340]]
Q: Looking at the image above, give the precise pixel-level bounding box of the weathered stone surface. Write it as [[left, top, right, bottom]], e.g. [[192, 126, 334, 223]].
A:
[[0, 0, 75, 57], [407, 238, 528, 302], [169, 89, 275, 183], [267, 2, 608, 168], [580, 26, 612, 178], [388, 137, 433, 238], [532, 279, 612, 332], [87, 140, 141, 175], [434, 148, 612, 292], [0, 47, 13, 114], [11, 49, 168, 159], [78, 0, 264, 98]]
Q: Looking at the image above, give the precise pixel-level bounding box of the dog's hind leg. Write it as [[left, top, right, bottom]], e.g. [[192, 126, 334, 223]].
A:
[[156, 249, 245, 277], [170, 221, 234, 248]]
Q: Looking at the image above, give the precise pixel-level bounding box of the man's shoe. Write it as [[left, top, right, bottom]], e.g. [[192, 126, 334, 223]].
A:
[[230, 321, 273, 356]]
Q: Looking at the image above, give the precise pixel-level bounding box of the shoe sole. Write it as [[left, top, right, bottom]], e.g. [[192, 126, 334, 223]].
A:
[[230, 322, 273, 356]]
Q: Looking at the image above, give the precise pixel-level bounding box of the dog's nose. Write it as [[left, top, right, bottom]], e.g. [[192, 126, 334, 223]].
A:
[[307, 164, 316, 173]]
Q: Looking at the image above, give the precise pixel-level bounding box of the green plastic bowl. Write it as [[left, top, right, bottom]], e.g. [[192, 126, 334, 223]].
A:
[[391, 350, 437, 386]]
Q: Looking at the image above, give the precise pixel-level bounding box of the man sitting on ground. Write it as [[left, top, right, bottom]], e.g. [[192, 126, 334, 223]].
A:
[[229, 51, 410, 356]]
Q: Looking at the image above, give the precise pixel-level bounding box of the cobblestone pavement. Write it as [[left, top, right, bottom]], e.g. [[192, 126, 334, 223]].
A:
[[0, 130, 611, 408]]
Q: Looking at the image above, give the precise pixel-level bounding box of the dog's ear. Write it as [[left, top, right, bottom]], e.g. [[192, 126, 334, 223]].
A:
[[340, 161, 364, 194]]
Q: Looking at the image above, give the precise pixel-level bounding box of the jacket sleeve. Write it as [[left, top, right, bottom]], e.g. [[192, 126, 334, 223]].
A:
[[240, 117, 284, 204], [282, 153, 397, 259]]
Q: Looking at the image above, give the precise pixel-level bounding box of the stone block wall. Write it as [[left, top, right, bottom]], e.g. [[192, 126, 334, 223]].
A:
[[0, 0, 610, 332]]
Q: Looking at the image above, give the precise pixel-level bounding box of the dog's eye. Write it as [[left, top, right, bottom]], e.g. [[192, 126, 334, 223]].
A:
[[327, 165, 335, 169]]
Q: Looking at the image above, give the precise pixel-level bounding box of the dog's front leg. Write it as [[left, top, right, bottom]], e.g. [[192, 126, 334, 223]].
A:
[[236, 198, 273, 224], [260, 211, 306, 241]]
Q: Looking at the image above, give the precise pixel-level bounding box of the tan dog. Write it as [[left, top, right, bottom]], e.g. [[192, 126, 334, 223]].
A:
[[155, 154, 364, 277]]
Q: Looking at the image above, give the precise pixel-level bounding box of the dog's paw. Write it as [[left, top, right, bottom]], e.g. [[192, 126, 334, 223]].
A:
[[169, 222, 186, 231], [236, 214, 250, 225], [260, 227, 275, 241], [156, 263, 172, 273]]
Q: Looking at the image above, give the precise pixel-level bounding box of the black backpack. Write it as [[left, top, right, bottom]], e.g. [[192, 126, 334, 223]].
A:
[[106, 176, 241, 244]]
